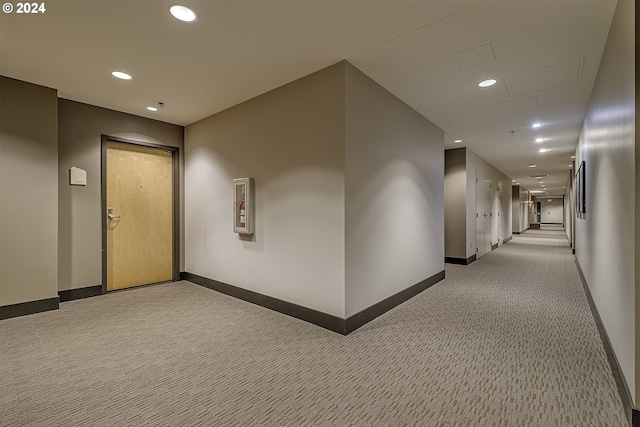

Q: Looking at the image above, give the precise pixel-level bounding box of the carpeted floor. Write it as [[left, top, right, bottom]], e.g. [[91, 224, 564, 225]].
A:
[[0, 230, 627, 426]]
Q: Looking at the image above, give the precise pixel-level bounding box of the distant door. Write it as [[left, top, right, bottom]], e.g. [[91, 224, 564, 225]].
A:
[[106, 141, 174, 291], [476, 171, 492, 258]]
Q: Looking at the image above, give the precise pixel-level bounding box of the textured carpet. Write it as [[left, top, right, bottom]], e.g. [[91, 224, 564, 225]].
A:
[[0, 230, 627, 426]]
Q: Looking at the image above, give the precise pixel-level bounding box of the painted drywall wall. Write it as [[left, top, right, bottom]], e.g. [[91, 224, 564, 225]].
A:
[[564, 171, 574, 245], [466, 148, 513, 258], [512, 185, 530, 234], [540, 198, 563, 224], [574, 0, 635, 402], [344, 63, 444, 317], [58, 100, 184, 291], [445, 148, 467, 259], [444, 147, 512, 260], [0, 77, 58, 306], [185, 63, 346, 318]]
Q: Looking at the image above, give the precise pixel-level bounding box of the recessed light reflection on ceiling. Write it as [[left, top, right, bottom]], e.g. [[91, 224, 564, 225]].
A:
[[170, 4, 197, 22], [539, 148, 550, 153], [112, 71, 132, 80], [478, 79, 497, 88]]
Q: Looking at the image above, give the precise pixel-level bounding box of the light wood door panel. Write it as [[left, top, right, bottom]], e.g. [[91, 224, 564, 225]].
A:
[[106, 141, 173, 291]]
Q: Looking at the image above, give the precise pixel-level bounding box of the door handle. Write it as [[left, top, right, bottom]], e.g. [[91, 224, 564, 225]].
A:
[[108, 207, 120, 221]]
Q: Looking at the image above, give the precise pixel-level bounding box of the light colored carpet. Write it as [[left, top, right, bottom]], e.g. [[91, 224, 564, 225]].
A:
[[0, 230, 627, 426]]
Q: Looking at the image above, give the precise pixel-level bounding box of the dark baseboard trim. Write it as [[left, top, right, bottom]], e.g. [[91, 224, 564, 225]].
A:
[[181, 272, 346, 334], [345, 270, 445, 334], [513, 231, 521, 235], [0, 297, 59, 320], [181, 270, 445, 335], [491, 243, 499, 250], [503, 236, 513, 244], [59, 285, 103, 302], [575, 258, 636, 426], [445, 255, 476, 265]]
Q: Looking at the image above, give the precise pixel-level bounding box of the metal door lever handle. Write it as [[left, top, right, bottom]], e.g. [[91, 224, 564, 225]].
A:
[[108, 214, 120, 220]]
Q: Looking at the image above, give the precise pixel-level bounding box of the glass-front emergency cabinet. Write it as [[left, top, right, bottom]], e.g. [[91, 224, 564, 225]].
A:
[[233, 177, 254, 234]]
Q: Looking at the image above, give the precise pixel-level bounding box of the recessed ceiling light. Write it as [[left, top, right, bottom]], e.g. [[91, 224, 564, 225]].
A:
[[170, 4, 197, 22], [532, 123, 542, 128], [112, 71, 132, 80], [535, 138, 544, 143], [539, 148, 550, 153], [529, 164, 537, 168], [454, 139, 462, 143], [147, 106, 158, 112], [478, 79, 497, 88], [571, 155, 576, 159]]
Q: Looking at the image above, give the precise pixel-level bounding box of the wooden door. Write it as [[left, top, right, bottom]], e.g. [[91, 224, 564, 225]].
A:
[[106, 141, 174, 291]]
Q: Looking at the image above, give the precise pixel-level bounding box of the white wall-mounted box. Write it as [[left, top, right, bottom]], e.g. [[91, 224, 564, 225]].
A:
[[233, 177, 254, 234], [69, 167, 87, 186]]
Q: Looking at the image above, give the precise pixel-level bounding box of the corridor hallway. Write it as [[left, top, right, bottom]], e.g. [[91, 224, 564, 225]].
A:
[[0, 230, 628, 426]]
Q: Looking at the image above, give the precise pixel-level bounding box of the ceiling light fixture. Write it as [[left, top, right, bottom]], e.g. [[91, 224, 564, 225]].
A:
[[535, 138, 544, 143], [532, 123, 542, 128], [529, 164, 537, 168], [478, 79, 497, 88], [170, 4, 197, 22], [111, 71, 132, 80], [454, 139, 462, 143], [571, 155, 576, 159], [147, 106, 158, 112], [539, 148, 550, 153]]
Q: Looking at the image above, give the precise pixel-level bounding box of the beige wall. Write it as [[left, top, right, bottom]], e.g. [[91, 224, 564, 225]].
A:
[[445, 147, 512, 261], [574, 0, 636, 402], [185, 61, 445, 319], [466, 148, 512, 256], [564, 171, 574, 246], [344, 63, 444, 317], [539, 197, 563, 224], [512, 185, 530, 234], [0, 77, 58, 306], [444, 148, 467, 259], [58, 99, 184, 291], [185, 63, 346, 318]]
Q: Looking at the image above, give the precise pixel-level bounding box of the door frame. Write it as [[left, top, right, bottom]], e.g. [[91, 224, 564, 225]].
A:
[[100, 135, 180, 293]]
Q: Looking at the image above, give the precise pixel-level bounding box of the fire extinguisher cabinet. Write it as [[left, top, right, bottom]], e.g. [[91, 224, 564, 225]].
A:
[[233, 177, 254, 234]]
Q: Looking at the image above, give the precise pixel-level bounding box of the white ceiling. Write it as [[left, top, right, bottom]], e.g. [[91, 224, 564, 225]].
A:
[[0, 0, 618, 197]]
